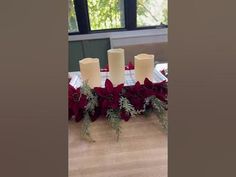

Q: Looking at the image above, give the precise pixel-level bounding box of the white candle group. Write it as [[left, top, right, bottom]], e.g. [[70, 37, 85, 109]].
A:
[[78, 50, 155, 87], [79, 58, 101, 88], [107, 48, 125, 86], [134, 53, 154, 84]]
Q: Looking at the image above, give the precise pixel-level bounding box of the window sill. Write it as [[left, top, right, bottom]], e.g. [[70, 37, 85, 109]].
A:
[[68, 28, 168, 47]]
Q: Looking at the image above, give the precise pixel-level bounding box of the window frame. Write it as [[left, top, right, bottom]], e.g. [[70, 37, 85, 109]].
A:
[[68, 0, 168, 35]]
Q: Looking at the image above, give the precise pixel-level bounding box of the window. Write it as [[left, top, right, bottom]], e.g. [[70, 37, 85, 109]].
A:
[[137, 0, 168, 27], [69, 0, 168, 35], [87, 0, 125, 30], [68, 0, 79, 32]]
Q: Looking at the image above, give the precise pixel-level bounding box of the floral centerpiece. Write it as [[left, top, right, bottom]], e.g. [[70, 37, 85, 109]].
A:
[[68, 76, 168, 141]]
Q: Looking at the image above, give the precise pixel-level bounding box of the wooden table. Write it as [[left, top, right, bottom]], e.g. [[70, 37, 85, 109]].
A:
[[69, 114, 167, 177]]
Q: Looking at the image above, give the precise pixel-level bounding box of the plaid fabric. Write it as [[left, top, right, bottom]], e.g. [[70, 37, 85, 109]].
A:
[[69, 67, 168, 89]]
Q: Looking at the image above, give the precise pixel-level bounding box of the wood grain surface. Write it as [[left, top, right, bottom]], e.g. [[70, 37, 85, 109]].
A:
[[69, 115, 168, 177]]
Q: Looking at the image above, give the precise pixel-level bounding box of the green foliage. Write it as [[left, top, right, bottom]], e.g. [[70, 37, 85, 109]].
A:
[[161, 5, 168, 25], [81, 112, 95, 142], [119, 97, 137, 117], [106, 109, 121, 141], [157, 111, 168, 130], [68, 0, 78, 32], [80, 81, 98, 114], [137, 0, 168, 26], [80, 81, 97, 142], [144, 96, 168, 130], [87, 0, 124, 30]]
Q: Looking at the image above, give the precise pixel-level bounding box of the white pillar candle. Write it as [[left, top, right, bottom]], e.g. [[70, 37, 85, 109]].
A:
[[134, 53, 154, 84], [107, 48, 125, 86], [79, 58, 101, 88]]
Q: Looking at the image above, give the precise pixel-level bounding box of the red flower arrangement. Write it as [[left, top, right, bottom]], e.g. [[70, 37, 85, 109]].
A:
[[143, 78, 168, 103], [123, 81, 146, 111], [94, 79, 123, 115], [68, 85, 87, 122], [68, 63, 168, 141], [94, 79, 134, 122], [123, 78, 167, 111]]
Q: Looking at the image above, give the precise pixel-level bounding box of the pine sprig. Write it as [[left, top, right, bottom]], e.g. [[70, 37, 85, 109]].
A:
[[157, 111, 168, 130], [150, 96, 166, 116], [80, 81, 93, 98], [144, 96, 168, 130], [119, 97, 137, 117], [81, 81, 98, 113], [81, 112, 95, 142], [106, 109, 121, 141], [80, 81, 97, 141]]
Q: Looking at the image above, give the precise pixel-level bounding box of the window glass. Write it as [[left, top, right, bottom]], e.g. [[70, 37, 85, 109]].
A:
[[68, 0, 79, 32], [137, 0, 168, 27], [87, 0, 125, 30]]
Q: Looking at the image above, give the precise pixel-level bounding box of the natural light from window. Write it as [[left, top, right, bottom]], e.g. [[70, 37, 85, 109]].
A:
[[88, 0, 125, 30], [137, 0, 168, 27], [68, 0, 79, 33], [68, 0, 168, 33]]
